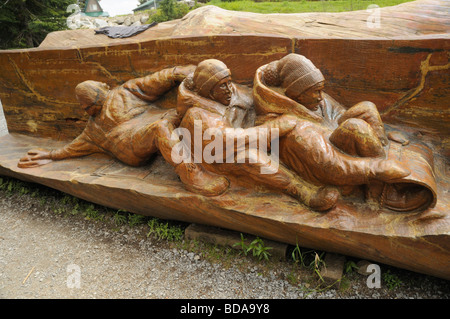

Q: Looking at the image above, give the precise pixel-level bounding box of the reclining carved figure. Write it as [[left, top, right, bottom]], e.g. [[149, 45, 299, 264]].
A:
[[18, 66, 230, 197], [17, 55, 437, 213], [254, 53, 437, 212], [176, 59, 340, 211]]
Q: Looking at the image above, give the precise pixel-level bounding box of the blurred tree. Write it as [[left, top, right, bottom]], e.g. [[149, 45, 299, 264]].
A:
[[160, 0, 175, 20], [78, 0, 86, 11], [0, 0, 74, 49]]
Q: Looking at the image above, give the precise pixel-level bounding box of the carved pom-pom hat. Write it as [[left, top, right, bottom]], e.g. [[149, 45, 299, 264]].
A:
[[278, 53, 325, 98], [193, 59, 231, 98]]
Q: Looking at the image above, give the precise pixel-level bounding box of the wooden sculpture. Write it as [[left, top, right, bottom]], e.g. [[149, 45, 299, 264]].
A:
[[254, 54, 437, 213], [14, 55, 439, 214], [17, 66, 230, 197], [177, 59, 339, 211], [0, 1, 448, 280]]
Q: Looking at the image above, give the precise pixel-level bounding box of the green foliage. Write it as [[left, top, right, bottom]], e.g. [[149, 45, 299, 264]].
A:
[[113, 210, 128, 226], [344, 260, 359, 273], [383, 269, 403, 290], [0, 0, 74, 49], [160, 0, 175, 18], [233, 233, 272, 261], [147, 0, 190, 23], [83, 203, 103, 221], [128, 213, 146, 227], [147, 218, 184, 241], [233, 233, 248, 254], [291, 243, 326, 282], [248, 237, 272, 261], [0, 177, 31, 196], [208, 0, 414, 14]]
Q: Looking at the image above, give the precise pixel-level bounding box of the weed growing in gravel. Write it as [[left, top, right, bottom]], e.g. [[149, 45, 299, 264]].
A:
[[0, 177, 30, 196], [83, 204, 104, 221], [290, 243, 331, 290], [344, 260, 359, 274], [128, 213, 147, 227], [113, 210, 128, 226], [233, 233, 273, 261], [291, 243, 325, 274], [383, 269, 403, 290], [147, 218, 184, 241]]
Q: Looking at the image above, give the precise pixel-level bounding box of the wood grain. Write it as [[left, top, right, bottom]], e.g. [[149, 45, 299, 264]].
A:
[[0, 133, 448, 280], [0, 0, 448, 279]]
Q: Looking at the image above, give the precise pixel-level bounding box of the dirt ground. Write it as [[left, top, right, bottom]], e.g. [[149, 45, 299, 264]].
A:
[[0, 183, 448, 301]]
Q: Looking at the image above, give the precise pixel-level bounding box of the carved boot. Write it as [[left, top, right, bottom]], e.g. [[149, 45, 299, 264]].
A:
[[368, 159, 410, 182], [175, 162, 230, 197], [287, 181, 339, 212]]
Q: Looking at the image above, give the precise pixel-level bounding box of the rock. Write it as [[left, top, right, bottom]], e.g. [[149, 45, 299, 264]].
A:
[[140, 15, 150, 24], [320, 253, 346, 286], [94, 19, 108, 28], [124, 16, 133, 26], [185, 224, 288, 261], [356, 260, 376, 276], [114, 16, 126, 24]]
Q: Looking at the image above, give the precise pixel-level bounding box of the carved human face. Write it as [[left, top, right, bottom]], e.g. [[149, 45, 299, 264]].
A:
[[211, 76, 232, 106], [291, 82, 325, 111]]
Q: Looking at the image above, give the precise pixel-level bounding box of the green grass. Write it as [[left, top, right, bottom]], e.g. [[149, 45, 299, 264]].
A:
[[206, 0, 414, 14], [233, 233, 273, 261]]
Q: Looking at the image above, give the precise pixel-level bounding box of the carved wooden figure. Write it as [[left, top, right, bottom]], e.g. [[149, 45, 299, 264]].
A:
[[0, 1, 448, 280], [254, 54, 438, 213], [18, 66, 229, 197], [177, 59, 340, 211]]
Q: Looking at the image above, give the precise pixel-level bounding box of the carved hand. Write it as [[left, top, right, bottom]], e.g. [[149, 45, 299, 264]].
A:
[[259, 114, 298, 137], [173, 65, 196, 81], [17, 149, 53, 168]]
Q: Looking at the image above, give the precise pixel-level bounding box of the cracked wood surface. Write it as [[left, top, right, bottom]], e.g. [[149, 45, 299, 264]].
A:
[[0, 0, 448, 280], [0, 36, 448, 145], [0, 133, 448, 280]]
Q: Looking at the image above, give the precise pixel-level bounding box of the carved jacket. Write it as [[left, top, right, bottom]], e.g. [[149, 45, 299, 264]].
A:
[[177, 73, 256, 129], [51, 67, 182, 166], [254, 60, 438, 212], [253, 60, 346, 130]]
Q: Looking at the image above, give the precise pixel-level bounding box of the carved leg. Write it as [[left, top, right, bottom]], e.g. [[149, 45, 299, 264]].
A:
[[337, 101, 388, 146], [180, 107, 338, 211], [135, 109, 230, 197], [330, 118, 386, 158], [279, 120, 409, 186], [209, 149, 339, 211]]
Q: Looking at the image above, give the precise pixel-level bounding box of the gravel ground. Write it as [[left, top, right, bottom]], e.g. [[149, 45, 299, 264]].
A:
[[0, 180, 449, 302]]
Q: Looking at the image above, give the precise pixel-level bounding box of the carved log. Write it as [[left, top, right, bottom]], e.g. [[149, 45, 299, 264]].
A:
[[0, 1, 448, 279], [0, 133, 448, 280]]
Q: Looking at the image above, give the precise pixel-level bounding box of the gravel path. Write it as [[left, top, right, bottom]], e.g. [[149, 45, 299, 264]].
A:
[[0, 180, 449, 302]]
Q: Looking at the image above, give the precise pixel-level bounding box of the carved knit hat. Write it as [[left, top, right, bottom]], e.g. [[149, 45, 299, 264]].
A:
[[277, 54, 325, 98], [193, 59, 231, 98]]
